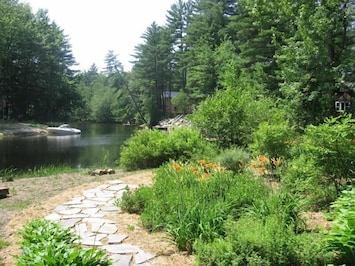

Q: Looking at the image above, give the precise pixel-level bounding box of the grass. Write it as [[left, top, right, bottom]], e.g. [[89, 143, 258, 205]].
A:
[[0, 235, 9, 266], [0, 164, 79, 180], [0, 200, 33, 210]]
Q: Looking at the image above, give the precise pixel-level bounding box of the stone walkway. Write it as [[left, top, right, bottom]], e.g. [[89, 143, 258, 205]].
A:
[[45, 180, 155, 266]]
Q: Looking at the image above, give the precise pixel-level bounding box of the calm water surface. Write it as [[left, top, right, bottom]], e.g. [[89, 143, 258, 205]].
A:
[[0, 123, 138, 170]]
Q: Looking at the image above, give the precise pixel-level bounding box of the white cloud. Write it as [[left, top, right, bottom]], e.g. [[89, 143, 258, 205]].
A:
[[21, 0, 177, 71]]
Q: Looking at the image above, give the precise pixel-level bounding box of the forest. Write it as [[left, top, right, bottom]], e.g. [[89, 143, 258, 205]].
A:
[[0, 0, 354, 127]]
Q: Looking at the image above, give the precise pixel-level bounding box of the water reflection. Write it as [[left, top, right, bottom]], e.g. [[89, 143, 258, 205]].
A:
[[0, 123, 137, 170], [47, 135, 81, 151]]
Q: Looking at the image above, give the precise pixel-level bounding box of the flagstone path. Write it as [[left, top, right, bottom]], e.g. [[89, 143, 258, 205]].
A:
[[45, 179, 155, 266]]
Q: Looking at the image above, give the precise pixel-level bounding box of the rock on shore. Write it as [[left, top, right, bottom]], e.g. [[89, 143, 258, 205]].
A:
[[0, 123, 48, 137]]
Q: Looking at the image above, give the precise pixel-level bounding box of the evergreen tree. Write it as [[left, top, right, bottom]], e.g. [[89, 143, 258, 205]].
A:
[[0, 0, 79, 121], [133, 22, 171, 126]]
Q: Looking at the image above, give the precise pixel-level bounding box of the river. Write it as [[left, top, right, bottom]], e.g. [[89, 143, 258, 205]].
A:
[[0, 123, 138, 170]]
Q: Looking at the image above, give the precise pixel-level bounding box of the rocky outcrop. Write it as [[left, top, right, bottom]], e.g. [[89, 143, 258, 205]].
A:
[[0, 123, 47, 136], [154, 115, 191, 130]]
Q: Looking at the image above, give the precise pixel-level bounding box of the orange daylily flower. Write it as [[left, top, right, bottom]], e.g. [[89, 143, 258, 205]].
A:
[[258, 155, 269, 164], [172, 161, 183, 171], [271, 158, 281, 167], [198, 159, 206, 165]]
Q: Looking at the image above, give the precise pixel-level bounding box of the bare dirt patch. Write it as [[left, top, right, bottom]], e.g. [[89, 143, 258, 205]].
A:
[[0, 170, 194, 266]]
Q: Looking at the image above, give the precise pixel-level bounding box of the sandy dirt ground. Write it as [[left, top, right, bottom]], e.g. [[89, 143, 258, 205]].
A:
[[0, 170, 194, 266]]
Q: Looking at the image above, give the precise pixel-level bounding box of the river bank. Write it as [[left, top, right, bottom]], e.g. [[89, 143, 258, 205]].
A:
[[0, 122, 48, 137]]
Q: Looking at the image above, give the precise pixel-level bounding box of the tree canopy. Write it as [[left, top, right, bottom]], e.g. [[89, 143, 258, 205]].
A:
[[1, 0, 354, 127], [0, 0, 80, 121]]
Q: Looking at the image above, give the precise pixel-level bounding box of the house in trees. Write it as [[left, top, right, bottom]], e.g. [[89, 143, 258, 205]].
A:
[[335, 82, 354, 113], [335, 92, 351, 112]]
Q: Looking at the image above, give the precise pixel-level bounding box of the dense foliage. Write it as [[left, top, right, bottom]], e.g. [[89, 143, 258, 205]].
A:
[[116, 113, 355, 264], [16, 219, 111, 266], [118, 127, 217, 170], [326, 188, 355, 264], [0, 0, 80, 121], [1, 0, 353, 126], [117, 161, 332, 264]]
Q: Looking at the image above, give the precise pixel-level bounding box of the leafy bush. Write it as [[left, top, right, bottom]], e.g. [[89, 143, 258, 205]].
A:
[[282, 154, 337, 210], [249, 120, 296, 160], [190, 86, 275, 147], [118, 127, 217, 170], [300, 115, 355, 193], [16, 219, 111, 266], [118, 160, 270, 253], [116, 185, 151, 214], [215, 147, 250, 173], [326, 188, 355, 264]]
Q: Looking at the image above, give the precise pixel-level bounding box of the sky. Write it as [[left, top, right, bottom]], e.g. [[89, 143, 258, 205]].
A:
[[20, 0, 178, 72]]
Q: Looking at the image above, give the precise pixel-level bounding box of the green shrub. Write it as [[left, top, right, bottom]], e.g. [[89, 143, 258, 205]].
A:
[[215, 147, 250, 173], [249, 120, 296, 160], [300, 114, 355, 193], [190, 86, 275, 148], [116, 185, 152, 214], [16, 219, 111, 266], [326, 188, 355, 264], [118, 127, 217, 170], [281, 154, 337, 210]]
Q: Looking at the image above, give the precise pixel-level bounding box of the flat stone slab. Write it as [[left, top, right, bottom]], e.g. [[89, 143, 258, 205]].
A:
[[56, 207, 82, 215], [108, 234, 128, 244], [80, 234, 107, 246], [74, 223, 88, 236], [107, 184, 128, 191], [59, 218, 80, 228], [45, 213, 62, 221], [62, 214, 89, 219], [110, 254, 132, 266], [108, 180, 124, 185], [82, 207, 100, 215], [91, 223, 117, 234], [135, 251, 156, 264], [84, 218, 115, 224], [102, 244, 142, 254]]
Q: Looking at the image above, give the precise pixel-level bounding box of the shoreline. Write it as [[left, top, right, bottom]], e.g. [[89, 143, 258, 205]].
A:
[[0, 122, 48, 137]]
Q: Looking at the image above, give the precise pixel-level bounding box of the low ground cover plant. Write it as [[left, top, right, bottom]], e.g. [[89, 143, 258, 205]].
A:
[[16, 219, 111, 266], [118, 127, 217, 170]]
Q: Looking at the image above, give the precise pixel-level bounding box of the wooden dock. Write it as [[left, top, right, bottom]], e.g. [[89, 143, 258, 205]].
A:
[[0, 187, 9, 198]]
